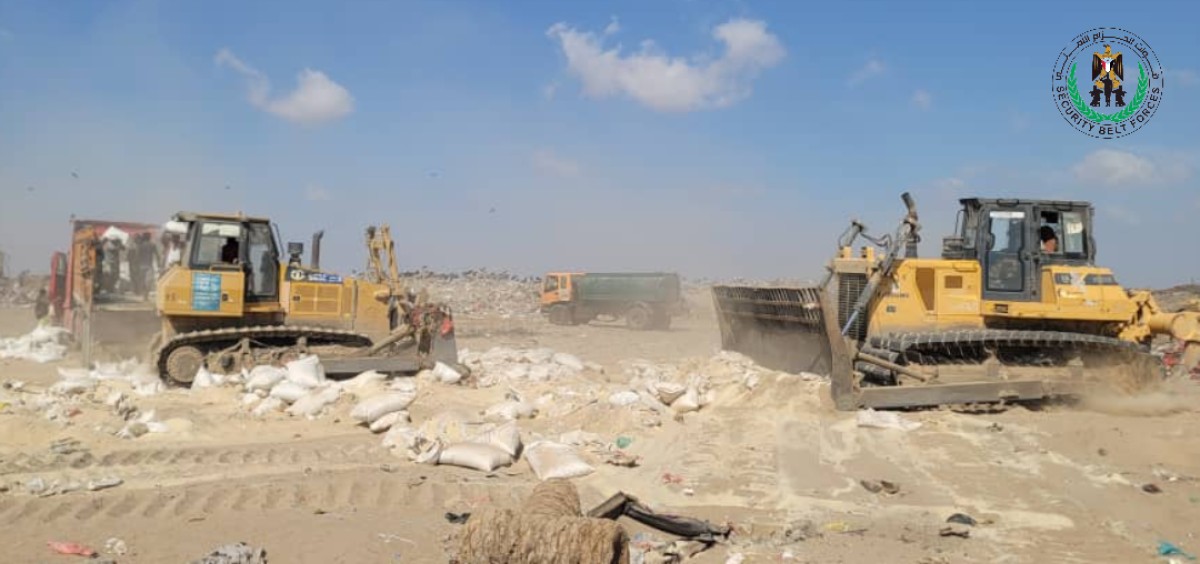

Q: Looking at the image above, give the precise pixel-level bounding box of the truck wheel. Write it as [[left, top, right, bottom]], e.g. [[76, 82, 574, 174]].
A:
[[626, 305, 653, 331], [652, 312, 672, 330], [548, 305, 572, 326]]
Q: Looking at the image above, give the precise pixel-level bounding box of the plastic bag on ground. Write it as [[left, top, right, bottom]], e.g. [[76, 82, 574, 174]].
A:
[[608, 390, 640, 407], [856, 409, 921, 431], [483, 400, 537, 421], [285, 354, 325, 388], [193, 366, 218, 388], [671, 387, 701, 413], [552, 352, 585, 372], [286, 385, 343, 418], [438, 442, 513, 472], [524, 441, 594, 480], [433, 362, 463, 384], [269, 381, 309, 403], [351, 392, 416, 424], [381, 425, 419, 450], [650, 382, 687, 405]]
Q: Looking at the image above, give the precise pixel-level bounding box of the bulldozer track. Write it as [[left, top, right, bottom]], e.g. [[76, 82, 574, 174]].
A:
[[0, 467, 529, 524], [0, 439, 383, 477], [155, 325, 373, 373], [867, 328, 1165, 387], [868, 328, 1147, 362]]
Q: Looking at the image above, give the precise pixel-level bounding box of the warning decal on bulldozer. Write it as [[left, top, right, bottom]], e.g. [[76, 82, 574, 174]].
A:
[[192, 272, 221, 311]]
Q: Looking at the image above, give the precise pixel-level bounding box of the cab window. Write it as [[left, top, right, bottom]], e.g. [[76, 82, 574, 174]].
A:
[[543, 276, 559, 292], [191, 222, 242, 268]]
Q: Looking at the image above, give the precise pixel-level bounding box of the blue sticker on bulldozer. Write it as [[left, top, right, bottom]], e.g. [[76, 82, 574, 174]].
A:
[[286, 267, 343, 284], [192, 272, 222, 311]]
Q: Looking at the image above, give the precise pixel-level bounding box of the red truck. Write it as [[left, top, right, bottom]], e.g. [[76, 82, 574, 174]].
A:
[[49, 218, 163, 360]]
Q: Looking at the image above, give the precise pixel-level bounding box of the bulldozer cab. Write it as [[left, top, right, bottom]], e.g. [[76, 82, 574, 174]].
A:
[[944, 198, 1095, 303], [173, 213, 281, 306]]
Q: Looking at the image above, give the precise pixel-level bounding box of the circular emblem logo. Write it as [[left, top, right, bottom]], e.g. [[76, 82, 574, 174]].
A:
[[1052, 28, 1164, 139], [289, 268, 305, 281]]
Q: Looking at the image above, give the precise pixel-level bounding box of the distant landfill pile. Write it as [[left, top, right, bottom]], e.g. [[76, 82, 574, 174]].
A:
[[0, 272, 48, 308], [400, 269, 542, 319]]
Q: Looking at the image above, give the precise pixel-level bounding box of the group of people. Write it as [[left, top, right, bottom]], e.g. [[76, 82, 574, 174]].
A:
[[92, 231, 164, 299]]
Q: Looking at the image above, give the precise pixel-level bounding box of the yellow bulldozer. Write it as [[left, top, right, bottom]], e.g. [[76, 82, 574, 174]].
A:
[[150, 212, 459, 385], [712, 193, 1200, 410]]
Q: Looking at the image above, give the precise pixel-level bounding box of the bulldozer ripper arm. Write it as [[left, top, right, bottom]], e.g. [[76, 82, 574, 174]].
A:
[[1148, 311, 1200, 376]]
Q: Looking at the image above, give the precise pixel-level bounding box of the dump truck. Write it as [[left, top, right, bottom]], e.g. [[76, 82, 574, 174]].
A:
[[48, 219, 163, 360], [150, 212, 460, 385], [712, 193, 1200, 410], [541, 272, 686, 330]]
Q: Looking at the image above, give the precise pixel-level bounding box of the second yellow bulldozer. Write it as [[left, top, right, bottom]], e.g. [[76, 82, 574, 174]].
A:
[[712, 193, 1199, 410], [151, 212, 459, 385]]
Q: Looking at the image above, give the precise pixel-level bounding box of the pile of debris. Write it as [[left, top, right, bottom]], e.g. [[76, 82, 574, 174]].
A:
[[0, 325, 71, 363], [0, 273, 48, 307], [402, 269, 540, 319], [1153, 284, 1200, 313], [614, 351, 826, 414]]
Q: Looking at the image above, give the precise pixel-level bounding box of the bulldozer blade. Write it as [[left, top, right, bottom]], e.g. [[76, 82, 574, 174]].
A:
[[322, 356, 422, 376], [711, 285, 858, 409]]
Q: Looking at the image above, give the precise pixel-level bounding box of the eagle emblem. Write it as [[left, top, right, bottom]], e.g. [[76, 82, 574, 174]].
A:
[[1089, 44, 1125, 108]]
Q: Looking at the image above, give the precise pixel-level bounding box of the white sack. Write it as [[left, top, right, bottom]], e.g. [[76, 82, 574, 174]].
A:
[[252, 397, 284, 417], [352, 392, 416, 424], [245, 366, 287, 392], [671, 386, 701, 413], [369, 410, 410, 433], [608, 390, 640, 407], [285, 354, 325, 388], [470, 421, 522, 458], [524, 441, 594, 481], [269, 381, 309, 403], [438, 442, 513, 472], [286, 386, 343, 418]]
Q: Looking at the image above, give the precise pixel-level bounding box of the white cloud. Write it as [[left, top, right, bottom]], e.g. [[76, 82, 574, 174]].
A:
[[546, 17, 785, 112], [1070, 149, 1195, 189], [1071, 149, 1162, 188], [531, 149, 581, 178], [604, 16, 620, 36], [848, 57, 884, 86], [542, 81, 559, 100], [215, 48, 354, 125], [912, 89, 931, 110], [305, 184, 332, 201]]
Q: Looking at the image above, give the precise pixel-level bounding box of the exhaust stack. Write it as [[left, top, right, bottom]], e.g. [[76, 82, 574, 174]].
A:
[[311, 230, 324, 269]]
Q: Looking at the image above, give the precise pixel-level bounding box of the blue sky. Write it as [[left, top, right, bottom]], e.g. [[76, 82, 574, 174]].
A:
[[1, 0, 1197, 287]]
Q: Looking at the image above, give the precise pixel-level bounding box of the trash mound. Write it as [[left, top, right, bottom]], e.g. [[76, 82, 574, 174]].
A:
[[457, 346, 599, 388], [613, 350, 826, 414], [190, 542, 268, 564], [402, 269, 540, 319], [0, 273, 49, 307], [0, 325, 71, 363]]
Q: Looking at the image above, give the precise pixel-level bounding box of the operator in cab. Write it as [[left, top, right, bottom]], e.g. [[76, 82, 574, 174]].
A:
[[1039, 225, 1058, 253]]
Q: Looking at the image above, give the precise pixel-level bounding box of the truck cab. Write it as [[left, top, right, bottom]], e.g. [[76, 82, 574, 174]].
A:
[[540, 272, 581, 311]]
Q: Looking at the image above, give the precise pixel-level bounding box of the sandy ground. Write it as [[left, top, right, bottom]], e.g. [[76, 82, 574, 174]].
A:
[[1, 296, 1199, 564]]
